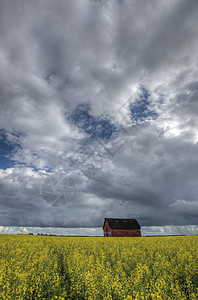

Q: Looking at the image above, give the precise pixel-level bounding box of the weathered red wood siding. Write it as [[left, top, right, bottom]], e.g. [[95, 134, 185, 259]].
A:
[[111, 229, 141, 237], [103, 219, 112, 237]]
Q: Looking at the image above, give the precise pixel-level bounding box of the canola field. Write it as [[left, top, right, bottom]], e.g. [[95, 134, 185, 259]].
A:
[[0, 235, 197, 300]]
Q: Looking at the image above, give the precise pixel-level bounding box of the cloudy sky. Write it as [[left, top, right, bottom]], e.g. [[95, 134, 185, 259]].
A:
[[0, 0, 198, 228]]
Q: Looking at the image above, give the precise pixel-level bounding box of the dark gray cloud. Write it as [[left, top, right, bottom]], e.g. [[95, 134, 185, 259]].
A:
[[0, 0, 198, 227]]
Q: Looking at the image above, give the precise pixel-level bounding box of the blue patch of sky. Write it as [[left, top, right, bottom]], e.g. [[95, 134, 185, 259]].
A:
[[130, 87, 158, 123], [0, 131, 22, 169], [0, 135, 15, 169], [69, 103, 117, 140]]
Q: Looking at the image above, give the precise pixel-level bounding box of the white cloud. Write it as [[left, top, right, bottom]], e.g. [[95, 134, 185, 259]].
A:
[[0, 225, 198, 236]]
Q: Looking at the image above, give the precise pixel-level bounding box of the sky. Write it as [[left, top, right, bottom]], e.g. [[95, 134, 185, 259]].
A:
[[0, 0, 198, 229], [1, 225, 198, 236]]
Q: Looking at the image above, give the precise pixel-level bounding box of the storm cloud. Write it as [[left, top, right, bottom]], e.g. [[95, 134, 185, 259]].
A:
[[0, 0, 198, 228]]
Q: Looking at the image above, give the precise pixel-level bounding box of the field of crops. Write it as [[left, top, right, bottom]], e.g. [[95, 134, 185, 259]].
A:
[[0, 235, 197, 300]]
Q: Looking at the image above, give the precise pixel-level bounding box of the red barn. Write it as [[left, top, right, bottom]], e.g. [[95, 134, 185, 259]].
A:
[[103, 218, 141, 237]]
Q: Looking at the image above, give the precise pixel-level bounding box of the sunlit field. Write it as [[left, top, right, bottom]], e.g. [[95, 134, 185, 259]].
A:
[[0, 235, 197, 299]]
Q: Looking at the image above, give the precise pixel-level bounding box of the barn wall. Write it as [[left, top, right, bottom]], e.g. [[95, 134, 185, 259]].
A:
[[111, 229, 141, 237], [103, 220, 112, 237]]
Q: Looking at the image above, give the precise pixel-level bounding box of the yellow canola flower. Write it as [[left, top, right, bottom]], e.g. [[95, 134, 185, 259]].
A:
[[0, 235, 197, 299]]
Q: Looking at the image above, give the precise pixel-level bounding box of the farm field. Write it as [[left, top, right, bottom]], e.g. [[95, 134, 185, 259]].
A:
[[0, 235, 197, 299]]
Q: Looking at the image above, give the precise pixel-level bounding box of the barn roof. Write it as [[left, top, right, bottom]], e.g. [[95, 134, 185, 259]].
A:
[[103, 218, 141, 230]]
